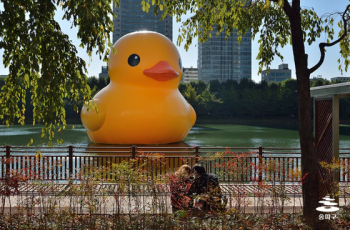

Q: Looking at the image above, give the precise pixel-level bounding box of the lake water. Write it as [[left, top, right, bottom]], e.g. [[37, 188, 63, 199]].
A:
[[1, 124, 350, 148]]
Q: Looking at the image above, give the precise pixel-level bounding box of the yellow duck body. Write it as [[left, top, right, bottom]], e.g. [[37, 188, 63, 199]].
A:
[[81, 31, 196, 144]]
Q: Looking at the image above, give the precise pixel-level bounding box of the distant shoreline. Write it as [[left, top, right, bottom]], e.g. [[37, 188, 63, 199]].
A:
[[9, 117, 350, 130], [196, 117, 299, 130], [61, 117, 300, 129]]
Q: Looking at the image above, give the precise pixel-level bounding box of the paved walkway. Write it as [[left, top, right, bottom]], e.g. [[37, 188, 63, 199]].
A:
[[1, 182, 303, 196], [1, 182, 348, 214]]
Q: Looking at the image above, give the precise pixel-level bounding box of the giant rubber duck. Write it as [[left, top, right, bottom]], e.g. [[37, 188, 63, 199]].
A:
[[81, 31, 196, 144]]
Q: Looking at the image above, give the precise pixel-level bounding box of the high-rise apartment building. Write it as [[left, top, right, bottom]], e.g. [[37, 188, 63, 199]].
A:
[[99, 66, 109, 78], [198, 28, 252, 83], [113, 0, 173, 43]]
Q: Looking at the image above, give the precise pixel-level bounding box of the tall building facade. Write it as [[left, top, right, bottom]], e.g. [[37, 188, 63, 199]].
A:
[[261, 64, 291, 83], [113, 0, 173, 43], [198, 28, 252, 83], [99, 66, 109, 78]]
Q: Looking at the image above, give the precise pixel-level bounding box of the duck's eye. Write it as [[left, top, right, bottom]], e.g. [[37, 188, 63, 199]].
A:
[[128, 54, 140, 67], [179, 58, 182, 70]]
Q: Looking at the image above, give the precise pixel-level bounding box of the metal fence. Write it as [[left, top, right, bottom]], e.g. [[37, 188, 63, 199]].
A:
[[1, 145, 350, 182]]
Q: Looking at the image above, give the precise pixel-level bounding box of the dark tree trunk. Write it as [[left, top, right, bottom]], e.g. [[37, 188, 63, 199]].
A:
[[280, 1, 349, 228], [283, 0, 321, 227], [296, 70, 320, 224]]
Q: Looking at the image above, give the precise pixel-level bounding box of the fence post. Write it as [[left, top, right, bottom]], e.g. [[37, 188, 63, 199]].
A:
[[68, 146, 73, 179], [131, 145, 136, 169], [195, 146, 199, 164], [258, 146, 263, 183], [5, 145, 10, 180]]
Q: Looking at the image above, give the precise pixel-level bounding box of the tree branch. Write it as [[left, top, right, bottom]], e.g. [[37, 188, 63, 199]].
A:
[[268, 0, 293, 21], [309, 4, 350, 74], [282, 0, 293, 19]]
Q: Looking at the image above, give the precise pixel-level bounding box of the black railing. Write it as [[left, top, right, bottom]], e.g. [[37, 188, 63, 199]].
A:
[[1, 145, 350, 182]]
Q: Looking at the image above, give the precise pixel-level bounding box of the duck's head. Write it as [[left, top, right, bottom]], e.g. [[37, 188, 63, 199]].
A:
[[108, 31, 182, 89]]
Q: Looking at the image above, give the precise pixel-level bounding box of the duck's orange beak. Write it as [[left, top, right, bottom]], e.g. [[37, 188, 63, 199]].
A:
[[143, 61, 179, 81]]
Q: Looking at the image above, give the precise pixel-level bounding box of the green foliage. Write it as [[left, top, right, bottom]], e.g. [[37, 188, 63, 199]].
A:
[[311, 78, 331, 87], [183, 84, 200, 106], [281, 78, 297, 91], [4, 74, 350, 124], [178, 82, 187, 95], [208, 79, 221, 93], [87, 76, 110, 97], [338, 15, 350, 74], [0, 77, 5, 89], [181, 79, 306, 119], [189, 80, 207, 95], [0, 0, 118, 145], [183, 83, 222, 117]]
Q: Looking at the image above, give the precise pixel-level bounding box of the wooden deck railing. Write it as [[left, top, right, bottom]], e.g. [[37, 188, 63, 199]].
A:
[[1, 145, 350, 182]]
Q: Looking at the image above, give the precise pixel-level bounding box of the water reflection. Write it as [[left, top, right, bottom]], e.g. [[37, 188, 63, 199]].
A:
[[0, 125, 41, 136], [1, 124, 350, 149], [340, 125, 350, 136], [84, 142, 193, 157]]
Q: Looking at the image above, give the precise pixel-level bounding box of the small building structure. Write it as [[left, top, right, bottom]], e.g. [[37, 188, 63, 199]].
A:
[[182, 67, 198, 83], [311, 82, 350, 198], [331, 76, 350, 83], [99, 66, 109, 79], [261, 64, 291, 83], [310, 75, 324, 82]]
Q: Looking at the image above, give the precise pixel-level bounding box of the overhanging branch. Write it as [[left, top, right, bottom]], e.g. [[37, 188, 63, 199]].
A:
[[309, 4, 350, 74], [268, 0, 293, 24]]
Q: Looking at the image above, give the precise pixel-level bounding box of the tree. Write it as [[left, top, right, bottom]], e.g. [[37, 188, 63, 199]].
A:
[[311, 78, 331, 87], [0, 0, 118, 145], [189, 80, 207, 95], [280, 79, 298, 117], [0, 76, 5, 89], [183, 83, 222, 117], [145, 0, 350, 227], [178, 82, 187, 95], [208, 79, 221, 93], [197, 86, 222, 116]]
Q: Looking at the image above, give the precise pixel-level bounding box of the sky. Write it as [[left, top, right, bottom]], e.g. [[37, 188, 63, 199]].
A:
[[1, 1, 350, 83]]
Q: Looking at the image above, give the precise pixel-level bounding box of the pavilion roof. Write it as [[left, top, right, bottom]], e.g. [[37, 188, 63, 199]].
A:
[[311, 82, 350, 98]]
